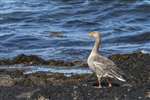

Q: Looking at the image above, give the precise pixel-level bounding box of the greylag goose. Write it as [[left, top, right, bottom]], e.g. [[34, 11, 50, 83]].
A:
[[87, 32, 126, 88]]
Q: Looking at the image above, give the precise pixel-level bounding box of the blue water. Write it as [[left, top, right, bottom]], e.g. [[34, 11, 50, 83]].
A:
[[0, 0, 150, 61]]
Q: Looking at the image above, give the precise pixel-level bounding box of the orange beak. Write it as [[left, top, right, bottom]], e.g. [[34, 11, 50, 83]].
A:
[[88, 32, 93, 37]]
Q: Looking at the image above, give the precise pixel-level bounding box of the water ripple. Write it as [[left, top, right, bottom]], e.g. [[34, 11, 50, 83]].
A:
[[0, 0, 149, 61]]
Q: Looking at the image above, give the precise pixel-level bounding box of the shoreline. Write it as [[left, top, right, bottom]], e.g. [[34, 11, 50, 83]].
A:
[[0, 52, 149, 100]]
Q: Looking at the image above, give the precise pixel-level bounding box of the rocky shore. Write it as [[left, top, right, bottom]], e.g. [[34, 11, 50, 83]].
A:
[[0, 52, 149, 100]]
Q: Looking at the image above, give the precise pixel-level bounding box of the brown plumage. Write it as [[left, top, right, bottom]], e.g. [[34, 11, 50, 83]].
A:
[[87, 32, 126, 88]]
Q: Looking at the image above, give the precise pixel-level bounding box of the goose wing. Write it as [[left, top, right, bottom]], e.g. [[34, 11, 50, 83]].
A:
[[93, 55, 126, 81]]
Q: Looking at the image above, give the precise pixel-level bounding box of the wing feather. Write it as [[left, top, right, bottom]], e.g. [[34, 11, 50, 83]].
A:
[[93, 55, 126, 82]]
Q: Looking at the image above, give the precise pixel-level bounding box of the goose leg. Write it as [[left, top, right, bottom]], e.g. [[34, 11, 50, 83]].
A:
[[96, 75, 102, 88], [107, 78, 112, 87]]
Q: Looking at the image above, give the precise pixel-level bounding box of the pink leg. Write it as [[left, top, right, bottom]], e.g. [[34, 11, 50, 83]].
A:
[[107, 79, 112, 87]]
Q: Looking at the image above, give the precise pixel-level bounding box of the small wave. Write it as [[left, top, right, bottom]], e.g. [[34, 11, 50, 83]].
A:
[[0, 0, 150, 61], [105, 32, 150, 44], [141, 50, 150, 54], [24, 66, 92, 76]]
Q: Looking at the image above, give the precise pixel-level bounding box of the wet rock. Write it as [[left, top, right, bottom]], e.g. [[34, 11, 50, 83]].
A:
[[17, 72, 89, 87], [0, 75, 15, 87], [0, 52, 149, 100], [110, 52, 150, 86], [0, 59, 12, 65], [47, 60, 74, 66], [37, 95, 49, 100], [16, 88, 40, 99], [145, 91, 150, 98], [47, 60, 88, 67], [0, 54, 87, 67], [10, 70, 24, 78], [13, 54, 46, 65], [0, 54, 45, 65]]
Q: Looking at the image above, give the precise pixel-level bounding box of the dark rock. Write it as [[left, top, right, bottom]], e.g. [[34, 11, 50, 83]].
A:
[[13, 54, 46, 65], [0, 54, 87, 67], [110, 52, 150, 86], [0, 52, 149, 100]]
